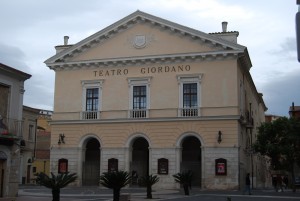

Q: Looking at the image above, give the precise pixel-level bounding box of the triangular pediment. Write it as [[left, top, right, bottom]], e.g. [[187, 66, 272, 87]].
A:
[[45, 10, 249, 70]]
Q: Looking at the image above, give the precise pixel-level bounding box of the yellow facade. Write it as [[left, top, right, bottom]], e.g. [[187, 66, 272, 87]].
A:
[[31, 111, 52, 179], [45, 11, 267, 189], [33, 160, 50, 175]]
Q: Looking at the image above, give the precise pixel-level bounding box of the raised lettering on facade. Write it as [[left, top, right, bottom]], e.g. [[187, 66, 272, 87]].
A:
[[93, 65, 191, 77]]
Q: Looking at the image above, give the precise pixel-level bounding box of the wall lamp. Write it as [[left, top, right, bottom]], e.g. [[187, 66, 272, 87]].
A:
[[58, 133, 65, 145], [217, 131, 222, 144]]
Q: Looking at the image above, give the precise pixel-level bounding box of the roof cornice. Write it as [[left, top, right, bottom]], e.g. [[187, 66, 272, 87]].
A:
[[0, 63, 31, 80]]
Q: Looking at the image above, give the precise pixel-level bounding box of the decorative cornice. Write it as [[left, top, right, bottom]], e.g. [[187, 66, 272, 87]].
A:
[[49, 115, 241, 125], [48, 50, 242, 71]]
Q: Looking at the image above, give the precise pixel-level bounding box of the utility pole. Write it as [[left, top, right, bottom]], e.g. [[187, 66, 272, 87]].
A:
[[296, 0, 300, 62]]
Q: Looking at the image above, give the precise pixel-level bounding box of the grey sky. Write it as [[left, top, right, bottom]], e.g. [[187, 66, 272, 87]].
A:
[[0, 0, 298, 116]]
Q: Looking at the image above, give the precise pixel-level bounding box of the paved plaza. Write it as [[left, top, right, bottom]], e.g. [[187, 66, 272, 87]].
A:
[[13, 185, 300, 201]]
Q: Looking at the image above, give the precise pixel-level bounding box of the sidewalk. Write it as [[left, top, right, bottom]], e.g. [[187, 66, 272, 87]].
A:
[[15, 185, 300, 201], [16, 186, 183, 201]]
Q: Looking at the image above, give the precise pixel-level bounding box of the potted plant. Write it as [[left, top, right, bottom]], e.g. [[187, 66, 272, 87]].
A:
[[140, 174, 160, 199], [173, 170, 193, 195], [100, 170, 131, 201], [35, 172, 77, 201]]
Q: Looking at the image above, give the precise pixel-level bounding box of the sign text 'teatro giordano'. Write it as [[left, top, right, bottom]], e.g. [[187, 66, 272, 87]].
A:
[[93, 64, 191, 77]]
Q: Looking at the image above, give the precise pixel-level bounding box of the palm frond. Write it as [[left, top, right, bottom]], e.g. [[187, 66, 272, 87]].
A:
[[100, 171, 131, 189]]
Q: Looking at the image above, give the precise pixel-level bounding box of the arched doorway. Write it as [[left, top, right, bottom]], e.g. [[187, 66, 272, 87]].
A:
[[181, 136, 202, 187], [0, 151, 7, 197], [82, 138, 100, 186], [131, 137, 149, 185]]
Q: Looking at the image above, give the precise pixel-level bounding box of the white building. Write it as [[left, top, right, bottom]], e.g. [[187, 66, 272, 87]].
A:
[[0, 63, 31, 197]]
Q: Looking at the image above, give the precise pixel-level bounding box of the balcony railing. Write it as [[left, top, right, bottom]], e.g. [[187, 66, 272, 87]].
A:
[[129, 109, 148, 118], [0, 117, 23, 137], [55, 106, 231, 121], [81, 111, 100, 120], [178, 107, 200, 117], [240, 110, 254, 128]]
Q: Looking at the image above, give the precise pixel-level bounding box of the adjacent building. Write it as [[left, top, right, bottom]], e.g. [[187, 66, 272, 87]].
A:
[[31, 110, 52, 177], [289, 102, 300, 119], [18, 107, 52, 185], [45, 11, 267, 190], [0, 63, 31, 197], [265, 114, 281, 123], [20, 106, 40, 184]]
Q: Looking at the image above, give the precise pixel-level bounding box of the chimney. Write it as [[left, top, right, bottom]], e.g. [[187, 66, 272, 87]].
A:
[[64, 36, 69, 45], [55, 36, 72, 54], [222, 22, 228, 32], [209, 22, 239, 43]]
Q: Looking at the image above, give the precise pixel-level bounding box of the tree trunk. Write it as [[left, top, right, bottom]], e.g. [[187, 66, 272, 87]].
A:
[[113, 188, 120, 201], [183, 184, 189, 195], [291, 163, 296, 192], [52, 188, 60, 201], [147, 185, 152, 199]]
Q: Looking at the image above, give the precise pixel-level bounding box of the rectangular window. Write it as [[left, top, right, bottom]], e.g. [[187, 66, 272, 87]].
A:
[[182, 83, 198, 116], [133, 86, 146, 109], [183, 83, 197, 108], [127, 77, 151, 119], [132, 86, 147, 118], [177, 74, 202, 117], [28, 125, 34, 141], [84, 88, 99, 119], [0, 84, 9, 118], [86, 88, 99, 111], [81, 80, 103, 120]]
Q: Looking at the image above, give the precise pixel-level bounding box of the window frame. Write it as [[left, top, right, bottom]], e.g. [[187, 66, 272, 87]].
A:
[[28, 124, 34, 141], [81, 80, 104, 119], [183, 83, 198, 108], [127, 77, 152, 118], [177, 74, 203, 117], [86, 88, 99, 111], [133, 85, 147, 110]]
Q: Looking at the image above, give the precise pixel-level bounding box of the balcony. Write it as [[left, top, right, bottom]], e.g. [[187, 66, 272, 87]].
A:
[[129, 109, 148, 118], [81, 111, 100, 120], [53, 106, 237, 121], [178, 107, 200, 117], [0, 117, 23, 146], [240, 110, 254, 128]]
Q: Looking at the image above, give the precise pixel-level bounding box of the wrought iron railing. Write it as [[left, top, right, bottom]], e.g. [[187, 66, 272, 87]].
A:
[[0, 117, 23, 137]]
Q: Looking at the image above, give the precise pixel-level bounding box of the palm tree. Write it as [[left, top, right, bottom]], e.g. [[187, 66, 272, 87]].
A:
[[35, 172, 77, 201], [140, 174, 160, 199], [99, 171, 131, 201], [173, 170, 193, 195]]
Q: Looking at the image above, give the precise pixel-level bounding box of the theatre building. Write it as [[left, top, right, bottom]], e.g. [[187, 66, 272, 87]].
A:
[[45, 11, 267, 189]]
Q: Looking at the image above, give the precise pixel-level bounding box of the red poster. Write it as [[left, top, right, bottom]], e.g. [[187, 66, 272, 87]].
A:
[[59, 162, 67, 173], [217, 163, 225, 173]]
